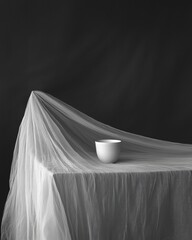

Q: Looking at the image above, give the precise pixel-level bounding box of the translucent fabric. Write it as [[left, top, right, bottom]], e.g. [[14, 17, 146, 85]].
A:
[[2, 91, 192, 240]]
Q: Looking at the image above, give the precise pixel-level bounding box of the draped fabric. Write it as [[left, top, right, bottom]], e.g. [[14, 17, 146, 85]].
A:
[[1, 91, 192, 240]]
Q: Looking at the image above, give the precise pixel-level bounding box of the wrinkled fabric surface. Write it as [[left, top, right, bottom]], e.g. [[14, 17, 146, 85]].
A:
[[2, 91, 192, 240], [55, 171, 192, 240]]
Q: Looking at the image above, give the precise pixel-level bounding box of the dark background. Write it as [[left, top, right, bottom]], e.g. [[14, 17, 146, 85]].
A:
[[1, 2, 192, 220]]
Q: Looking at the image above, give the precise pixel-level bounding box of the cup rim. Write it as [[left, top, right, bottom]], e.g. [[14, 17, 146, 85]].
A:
[[95, 139, 121, 144]]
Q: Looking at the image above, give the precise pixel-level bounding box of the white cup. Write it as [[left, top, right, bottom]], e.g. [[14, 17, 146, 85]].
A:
[[95, 139, 121, 163]]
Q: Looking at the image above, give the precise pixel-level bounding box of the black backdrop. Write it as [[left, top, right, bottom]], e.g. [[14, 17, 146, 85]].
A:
[[1, 2, 192, 220]]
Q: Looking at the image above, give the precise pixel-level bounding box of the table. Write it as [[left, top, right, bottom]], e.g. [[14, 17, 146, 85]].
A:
[[54, 159, 192, 240]]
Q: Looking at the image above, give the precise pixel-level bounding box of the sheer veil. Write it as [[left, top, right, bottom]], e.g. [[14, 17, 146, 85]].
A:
[[1, 91, 192, 240]]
